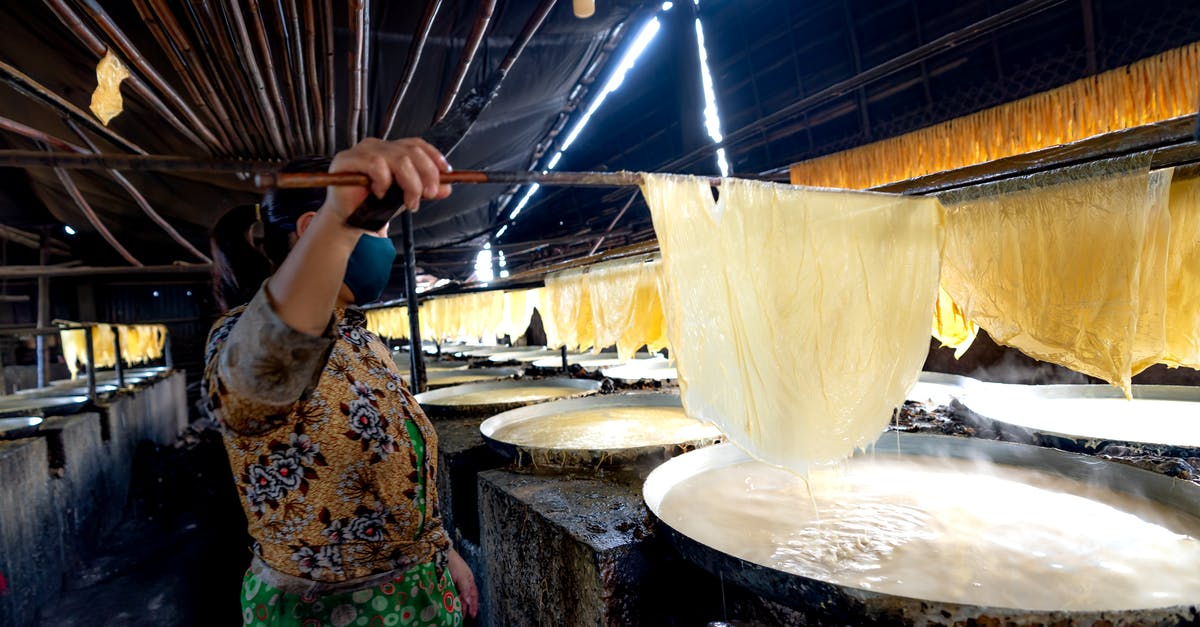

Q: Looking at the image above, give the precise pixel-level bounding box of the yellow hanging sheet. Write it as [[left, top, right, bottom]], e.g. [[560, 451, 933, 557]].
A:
[[1163, 174, 1200, 368], [643, 175, 942, 473], [938, 155, 1167, 396]]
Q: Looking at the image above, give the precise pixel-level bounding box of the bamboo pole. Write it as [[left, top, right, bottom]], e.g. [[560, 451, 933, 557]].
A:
[[248, 0, 301, 154], [286, 0, 315, 153], [191, 1, 273, 156], [322, 0, 336, 150], [229, 0, 291, 156], [173, 0, 262, 155], [53, 166, 143, 266], [360, 0, 371, 141], [302, 0, 326, 153], [434, 0, 496, 124], [382, 0, 443, 139], [347, 0, 367, 145], [74, 0, 227, 153], [0, 264, 210, 279], [130, 0, 238, 152], [0, 61, 146, 155], [65, 120, 213, 263]]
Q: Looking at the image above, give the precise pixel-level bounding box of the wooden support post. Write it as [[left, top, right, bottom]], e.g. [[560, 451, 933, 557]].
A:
[[113, 331, 125, 388], [560, 345, 568, 372], [36, 229, 50, 388], [83, 326, 97, 404], [163, 330, 174, 370], [401, 211, 426, 393]]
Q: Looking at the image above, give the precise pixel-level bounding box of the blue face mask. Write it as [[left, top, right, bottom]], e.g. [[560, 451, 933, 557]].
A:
[[343, 234, 397, 304]]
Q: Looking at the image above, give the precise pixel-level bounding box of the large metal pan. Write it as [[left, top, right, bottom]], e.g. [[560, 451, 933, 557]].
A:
[[424, 367, 523, 390], [600, 357, 678, 383], [487, 347, 557, 363], [480, 392, 722, 469], [644, 434, 1200, 626], [956, 382, 1200, 458], [0, 395, 90, 418], [0, 416, 44, 439], [413, 377, 601, 419]]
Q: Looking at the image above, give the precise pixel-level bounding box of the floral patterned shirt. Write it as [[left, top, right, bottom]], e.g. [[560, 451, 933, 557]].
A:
[[202, 288, 448, 583]]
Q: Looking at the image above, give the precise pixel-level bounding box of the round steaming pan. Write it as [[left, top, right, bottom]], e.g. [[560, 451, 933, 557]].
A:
[[413, 377, 601, 419], [531, 352, 654, 372], [455, 345, 517, 358], [0, 395, 90, 418], [424, 367, 522, 390], [480, 393, 722, 468], [906, 371, 974, 405], [487, 347, 557, 363], [0, 416, 44, 439], [19, 383, 119, 398], [643, 435, 1200, 626], [600, 357, 678, 382], [958, 383, 1200, 458]]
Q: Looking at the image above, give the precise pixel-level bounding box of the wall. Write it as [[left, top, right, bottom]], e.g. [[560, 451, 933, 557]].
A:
[[0, 372, 188, 627]]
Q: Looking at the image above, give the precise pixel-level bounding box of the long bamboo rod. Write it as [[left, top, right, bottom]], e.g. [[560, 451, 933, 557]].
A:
[[434, 0, 496, 124], [174, 0, 261, 155], [74, 0, 226, 153], [53, 166, 142, 266], [382, 0, 443, 139], [64, 120, 212, 263], [322, 0, 337, 150], [285, 0, 315, 153], [269, 0, 306, 152], [301, 0, 325, 153], [0, 61, 146, 155], [131, 0, 242, 153], [248, 0, 300, 154], [191, 1, 272, 155], [347, 0, 367, 145], [360, 0, 372, 141], [229, 0, 290, 156]]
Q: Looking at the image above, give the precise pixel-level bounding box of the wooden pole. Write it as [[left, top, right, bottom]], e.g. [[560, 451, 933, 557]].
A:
[[63, 119, 212, 263], [322, 0, 337, 150], [302, 0, 326, 153], [401, 211, 426, 392], [246, 0, 299, 154], [347, 0, 367, 144], [36, 229, 50, 388], [227, 0, 290, 155], [53, 166, 143, 266], [83, 325, 97, 404], [382, 0, 443, 139], [113, 329, 125, 388], [433, 0, 496, 124]]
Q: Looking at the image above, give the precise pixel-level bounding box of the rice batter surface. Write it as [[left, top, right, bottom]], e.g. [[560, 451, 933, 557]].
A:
[[658, 455, 1200, 610], [490, 406, 720, 449]]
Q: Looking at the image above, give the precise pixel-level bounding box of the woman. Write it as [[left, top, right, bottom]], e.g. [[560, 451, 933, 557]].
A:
[[203, 138, 477, 626]]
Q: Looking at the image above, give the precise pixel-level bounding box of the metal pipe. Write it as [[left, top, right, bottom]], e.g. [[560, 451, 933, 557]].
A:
[[83, 326, 97, 404], [433, 0, 496, 124], [400, 212, 426, 392], [382, 0, 443, 139]]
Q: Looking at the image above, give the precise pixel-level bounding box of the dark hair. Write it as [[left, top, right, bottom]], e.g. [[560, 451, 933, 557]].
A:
[[210, 157, 332, 310]]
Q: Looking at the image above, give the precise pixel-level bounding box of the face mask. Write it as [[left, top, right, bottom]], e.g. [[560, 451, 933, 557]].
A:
[[343, 234, 397, 304]]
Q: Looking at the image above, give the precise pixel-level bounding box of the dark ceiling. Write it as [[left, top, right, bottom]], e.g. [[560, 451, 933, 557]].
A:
[[1, 0, 1198, 291]]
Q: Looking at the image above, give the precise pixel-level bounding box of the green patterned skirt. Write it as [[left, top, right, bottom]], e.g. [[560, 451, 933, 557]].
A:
[[240, 560, 462, 626]]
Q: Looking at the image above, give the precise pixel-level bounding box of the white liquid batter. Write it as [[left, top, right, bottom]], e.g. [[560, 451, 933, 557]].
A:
[[428, 373, 511, 386], [490, 406, 720, 450], [658, 455, 1200, 611], [436, 386, 585, 406]]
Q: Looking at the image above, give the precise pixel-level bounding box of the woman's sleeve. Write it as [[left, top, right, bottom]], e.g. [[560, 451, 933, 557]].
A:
[[202, 286, 336, 435]]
